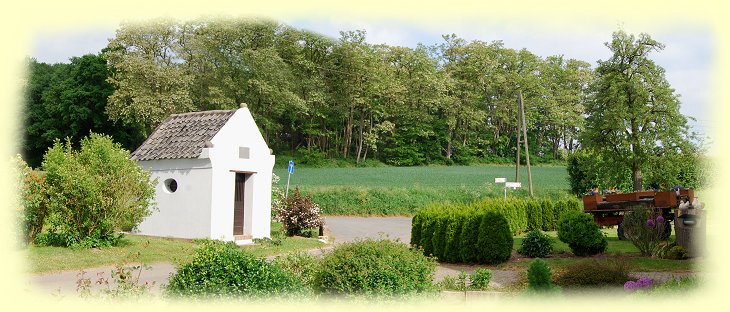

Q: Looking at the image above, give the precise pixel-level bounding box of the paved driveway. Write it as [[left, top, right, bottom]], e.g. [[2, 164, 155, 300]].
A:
[[324, 216, 412, 244]]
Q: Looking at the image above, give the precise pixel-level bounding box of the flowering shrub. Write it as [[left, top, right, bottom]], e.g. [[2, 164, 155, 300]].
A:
[[624, 277, 653, 292], [621, 206, 668, 256], [13, 155, 48, 244], [274, 188, 324, 236]]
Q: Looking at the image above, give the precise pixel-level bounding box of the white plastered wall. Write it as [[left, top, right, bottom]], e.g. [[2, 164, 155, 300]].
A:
[[135, 158, 213, 239], [208, 107, 275, 241]]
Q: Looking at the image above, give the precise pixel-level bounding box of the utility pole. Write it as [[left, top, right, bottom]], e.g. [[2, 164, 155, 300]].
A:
[[518, 90, 534, 196], [515, 97, 521, 183]]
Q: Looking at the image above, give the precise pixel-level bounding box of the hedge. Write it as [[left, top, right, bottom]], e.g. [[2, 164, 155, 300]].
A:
[[411, 196, 581, 263]]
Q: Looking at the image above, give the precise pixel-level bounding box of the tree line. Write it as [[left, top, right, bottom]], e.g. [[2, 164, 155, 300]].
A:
[[23, 17, 592, 168], [22, 18, 704, 193]]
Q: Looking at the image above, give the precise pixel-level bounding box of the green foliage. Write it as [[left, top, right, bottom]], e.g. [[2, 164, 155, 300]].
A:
[[313, 239, 436, 297], [554, 259, 630, 287], [469, 268, 492, 290], [518, 230, 553, 258], [582, 30, 696, 191], [437, 271, 469, 292], [458, 212, 483, 263], [540, 198, 555, 231], [664, 245, 689, 260], [409, 214, 422, 247], [621, 206, 669, 257], [526, 199, 542, 231], [527, 258, 556, 291], [476, 211, 513, 264], [442, 213, 464, 263], [272, 252, 319, 288], [274, 187, 323, 236], [166, 240, 305, 298], [13, 155, 48, 244], [38, 133, 156, 248], [557, 211, 607, 256]]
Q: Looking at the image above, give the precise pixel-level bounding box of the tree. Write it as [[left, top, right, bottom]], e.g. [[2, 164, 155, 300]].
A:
[[582, 30, 693, 191], [39, 133, 156, 247]]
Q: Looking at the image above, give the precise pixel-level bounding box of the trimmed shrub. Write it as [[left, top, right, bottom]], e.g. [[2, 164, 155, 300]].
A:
[[527, 258, 556, 291], [519, 230, 553, 258], [39, 133, 156, 248], [420, 211, 438, 256], [557, 211, 607, 256], [526, 199, 542, 231], [476, 211, 513, 264], [540, 199, 555, 231], [459, 212, 484, 263], [554, 259, 630, 287], [469, 268, 492, 290], [166, 240, 305, 298], [442, 213, 464, 263], [313, 239, 436, 296], [410, 214, 422, 247], [431, 214, 449, 259]]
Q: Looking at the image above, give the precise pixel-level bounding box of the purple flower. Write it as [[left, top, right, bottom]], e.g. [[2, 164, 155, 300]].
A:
[[646, 219, 656, 228], [656, 215, 665, 223], [624, 280, 637, 292], [636, 277, 653, 288]]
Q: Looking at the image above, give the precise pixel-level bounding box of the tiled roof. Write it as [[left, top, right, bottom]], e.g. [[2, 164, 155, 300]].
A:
[[130, 110, 236, 161]]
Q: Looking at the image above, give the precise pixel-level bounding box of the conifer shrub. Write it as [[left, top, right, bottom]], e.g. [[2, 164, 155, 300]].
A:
[[410, 214, 422, 247], [519, 230, 553, 258], [527, 258, 557, 291], [540, 198, 555, 231], [459, 212, 484, 263], [443, 213, 464, 263], [476, 211, 513, 264], [557, 211, 607, 256], [526, 199, 543, 231], [431, 214, 449, 259]]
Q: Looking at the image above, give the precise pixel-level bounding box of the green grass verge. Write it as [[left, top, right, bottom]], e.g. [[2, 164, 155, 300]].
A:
[[26, 223, 325, 274], [275, 165, 573, 216]]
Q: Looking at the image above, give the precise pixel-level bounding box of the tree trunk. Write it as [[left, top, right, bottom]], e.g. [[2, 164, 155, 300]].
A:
[[632, 161, 643, 191]]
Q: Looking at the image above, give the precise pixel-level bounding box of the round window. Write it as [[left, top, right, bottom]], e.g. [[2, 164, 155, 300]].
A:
[[164, 178, 178, 193]]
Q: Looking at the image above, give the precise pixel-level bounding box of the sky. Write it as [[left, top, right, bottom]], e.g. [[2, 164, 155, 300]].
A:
[[30, 16, 715, 150]]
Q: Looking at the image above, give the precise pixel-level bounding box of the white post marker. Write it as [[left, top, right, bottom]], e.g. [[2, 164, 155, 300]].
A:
[[285, 160, 294, 198], [495, 177, 507, 199], [505, 181, 522, 198]]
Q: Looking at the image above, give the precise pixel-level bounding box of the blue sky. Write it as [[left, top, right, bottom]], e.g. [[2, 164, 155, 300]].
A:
[[31, 17, 715, 149]]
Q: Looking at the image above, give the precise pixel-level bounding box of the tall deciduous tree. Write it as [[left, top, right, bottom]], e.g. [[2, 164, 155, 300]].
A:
[[582, 30, 693, 191]]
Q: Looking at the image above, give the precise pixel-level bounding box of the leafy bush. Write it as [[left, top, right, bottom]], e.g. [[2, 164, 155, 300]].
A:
[[13, 155, 48, 244], [622, 206, 668, 256], [527, 258, 557, 291], [437, 271, 469, 291], [554, 259, 630, 287], [469, 268, 492, 290], [664, 245, 689, 260], [166, 240, 305, 298], [557, 211, 607, 256], [39, 133, 156, 248], [519, 230, 553, 258], [272, 252, 319, 288], [313, 239, 436, 297], [476, 211, 513, 264], [274, 187, 323, 236]]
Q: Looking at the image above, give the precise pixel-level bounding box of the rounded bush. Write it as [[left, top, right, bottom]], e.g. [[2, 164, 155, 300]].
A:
[[557, 211, 607, 256], [519, 230, 553, 258], [313, 239, 436, 296], [469, 268, 492, 290], [477, 211, 513, 264], [664, 245, 690, 260], [166, 240, 304, 298]]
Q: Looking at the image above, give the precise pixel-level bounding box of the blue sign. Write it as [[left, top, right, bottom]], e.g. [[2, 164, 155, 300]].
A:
[[287, 160, 295, 174]]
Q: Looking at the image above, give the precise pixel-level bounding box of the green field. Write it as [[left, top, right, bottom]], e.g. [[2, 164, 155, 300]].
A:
[[274, 165, 573, 216]]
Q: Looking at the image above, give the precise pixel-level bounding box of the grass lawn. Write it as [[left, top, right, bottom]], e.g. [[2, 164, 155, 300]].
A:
[[27, 223, 325, 274], [509, 228, 696, 272]]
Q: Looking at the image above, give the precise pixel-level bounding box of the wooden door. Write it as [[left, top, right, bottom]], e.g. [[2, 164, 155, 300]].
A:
[[233, 173, 247, 235]]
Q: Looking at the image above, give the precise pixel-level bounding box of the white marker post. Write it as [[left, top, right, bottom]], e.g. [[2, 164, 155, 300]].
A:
[[495, 177, 506, 199], [505, 182, 522, 198], [285, 160, 294, 198]]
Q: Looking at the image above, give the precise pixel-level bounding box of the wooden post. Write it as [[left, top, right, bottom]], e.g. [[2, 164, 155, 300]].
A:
[[515, 97, 521, 183], [519, 91, 533, 196]]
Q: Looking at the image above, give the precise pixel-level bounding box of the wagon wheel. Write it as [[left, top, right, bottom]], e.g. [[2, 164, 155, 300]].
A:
[[617, 223, 626, 240]]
